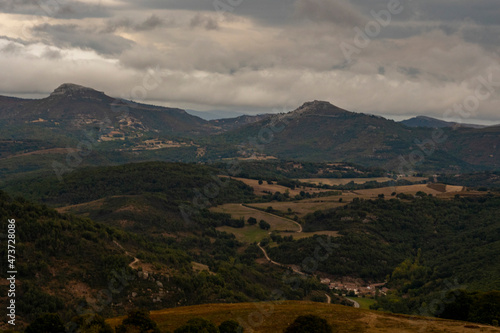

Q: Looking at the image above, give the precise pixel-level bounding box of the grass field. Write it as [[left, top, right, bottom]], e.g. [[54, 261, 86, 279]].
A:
[[347, 297, 377, 310], [247, 200, 346, 218], [106, 301, 500, 333], [212, 203, 301, 243]]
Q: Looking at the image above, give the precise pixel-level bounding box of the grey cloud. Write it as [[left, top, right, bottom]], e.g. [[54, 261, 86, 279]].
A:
[[294, 0, 366, 26], [190, 13, 219, 30], [120, 0, 296, 26], [398, 66, 421, 79], [136, 14, 165, 31], [350, 0, 500, 25], [1, 42, 23, 54], [0, 0, 110, 19], [42, 47, 62, 59], [103, 15, 170, 33], [31, 23, 134, 55]]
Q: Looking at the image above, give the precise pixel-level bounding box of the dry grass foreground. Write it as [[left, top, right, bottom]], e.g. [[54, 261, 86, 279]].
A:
[[106, 301, 500, 333]]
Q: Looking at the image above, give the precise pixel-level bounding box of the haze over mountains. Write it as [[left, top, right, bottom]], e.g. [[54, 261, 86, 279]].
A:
[[0, 83, 499, 174]]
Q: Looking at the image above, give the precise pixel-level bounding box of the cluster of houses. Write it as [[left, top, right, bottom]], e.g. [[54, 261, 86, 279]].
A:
[[320, 277, 389, 296]]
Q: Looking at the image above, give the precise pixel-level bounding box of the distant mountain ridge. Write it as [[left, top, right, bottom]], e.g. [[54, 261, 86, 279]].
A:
[[0, 85, 499, 173], [0, 83, 210, 136], [222, 100, 500, 171], [400, 115, 487, 129]]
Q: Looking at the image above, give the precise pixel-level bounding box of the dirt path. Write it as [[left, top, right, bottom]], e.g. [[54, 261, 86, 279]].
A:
[[128, 257, 140, 269], [325, 293, 331, 304], [258, 242, 307, 276], [243, 204, 303, 232], [114, 240, 140, 268]]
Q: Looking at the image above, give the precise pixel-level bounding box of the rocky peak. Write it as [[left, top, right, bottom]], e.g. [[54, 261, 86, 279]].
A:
[[289, 100, 351, 117], [49, 83, 108, 101]]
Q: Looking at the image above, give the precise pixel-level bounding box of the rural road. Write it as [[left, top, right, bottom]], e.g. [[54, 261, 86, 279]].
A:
[[258, 242, 307, 276], [325, 293, 331, 304], [350, 299, 360, 308], [242, 204, 303, 232]]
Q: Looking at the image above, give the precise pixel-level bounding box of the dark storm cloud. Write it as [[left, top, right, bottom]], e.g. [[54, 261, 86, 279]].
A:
[[0, 0, 110, 19], [31, 23, 134, 55]]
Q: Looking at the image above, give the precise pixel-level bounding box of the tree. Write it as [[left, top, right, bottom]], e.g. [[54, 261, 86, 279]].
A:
[[174, 318, 218, 333], [116, 309, 160, 333], [219, 319, 243, 333], [69, 314, 113, 333], [25, 313, 65, 333], [259, 220, 271, 230], [284, 315, 333, 333], [247, 217, 257, 225], [258, 179, 263, 185]]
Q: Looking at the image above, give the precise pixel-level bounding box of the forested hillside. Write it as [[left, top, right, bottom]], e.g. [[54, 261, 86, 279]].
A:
[[0, 191, 329, 329], [266, 194, 500, 322]]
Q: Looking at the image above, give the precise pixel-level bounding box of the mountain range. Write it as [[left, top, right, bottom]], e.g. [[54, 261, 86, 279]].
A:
[[0, 83, 499, 175]]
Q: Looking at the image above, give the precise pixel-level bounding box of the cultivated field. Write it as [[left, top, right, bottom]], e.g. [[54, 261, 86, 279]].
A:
[[211, 203, 340, 243], [211, 203, 300, 231], [299, 176, 427, 186], [247, 184, 468, 218], [221, 176, 334, 196], [107, 301, 500, 333]]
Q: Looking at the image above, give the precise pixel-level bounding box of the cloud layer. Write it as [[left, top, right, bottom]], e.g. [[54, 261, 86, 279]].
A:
[[0, 0, 499, 123]]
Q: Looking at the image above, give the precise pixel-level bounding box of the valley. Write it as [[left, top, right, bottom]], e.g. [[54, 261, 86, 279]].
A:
[[0, 87, 499, 332]]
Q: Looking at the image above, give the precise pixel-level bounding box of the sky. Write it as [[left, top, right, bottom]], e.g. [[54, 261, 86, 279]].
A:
[[0, 0, 499, 124]]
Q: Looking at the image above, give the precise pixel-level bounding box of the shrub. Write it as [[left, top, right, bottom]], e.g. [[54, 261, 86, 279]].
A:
[[219, 319, 243, 333], [25, 313, 65, 333], [284, 315, 332, 333], [175, 318, 218, 333], [259, 220, 271, 230], [116, 309, 160, 333]]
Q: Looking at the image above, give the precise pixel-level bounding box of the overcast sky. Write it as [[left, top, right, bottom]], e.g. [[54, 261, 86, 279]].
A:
[[1, 0, 499, 123]]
